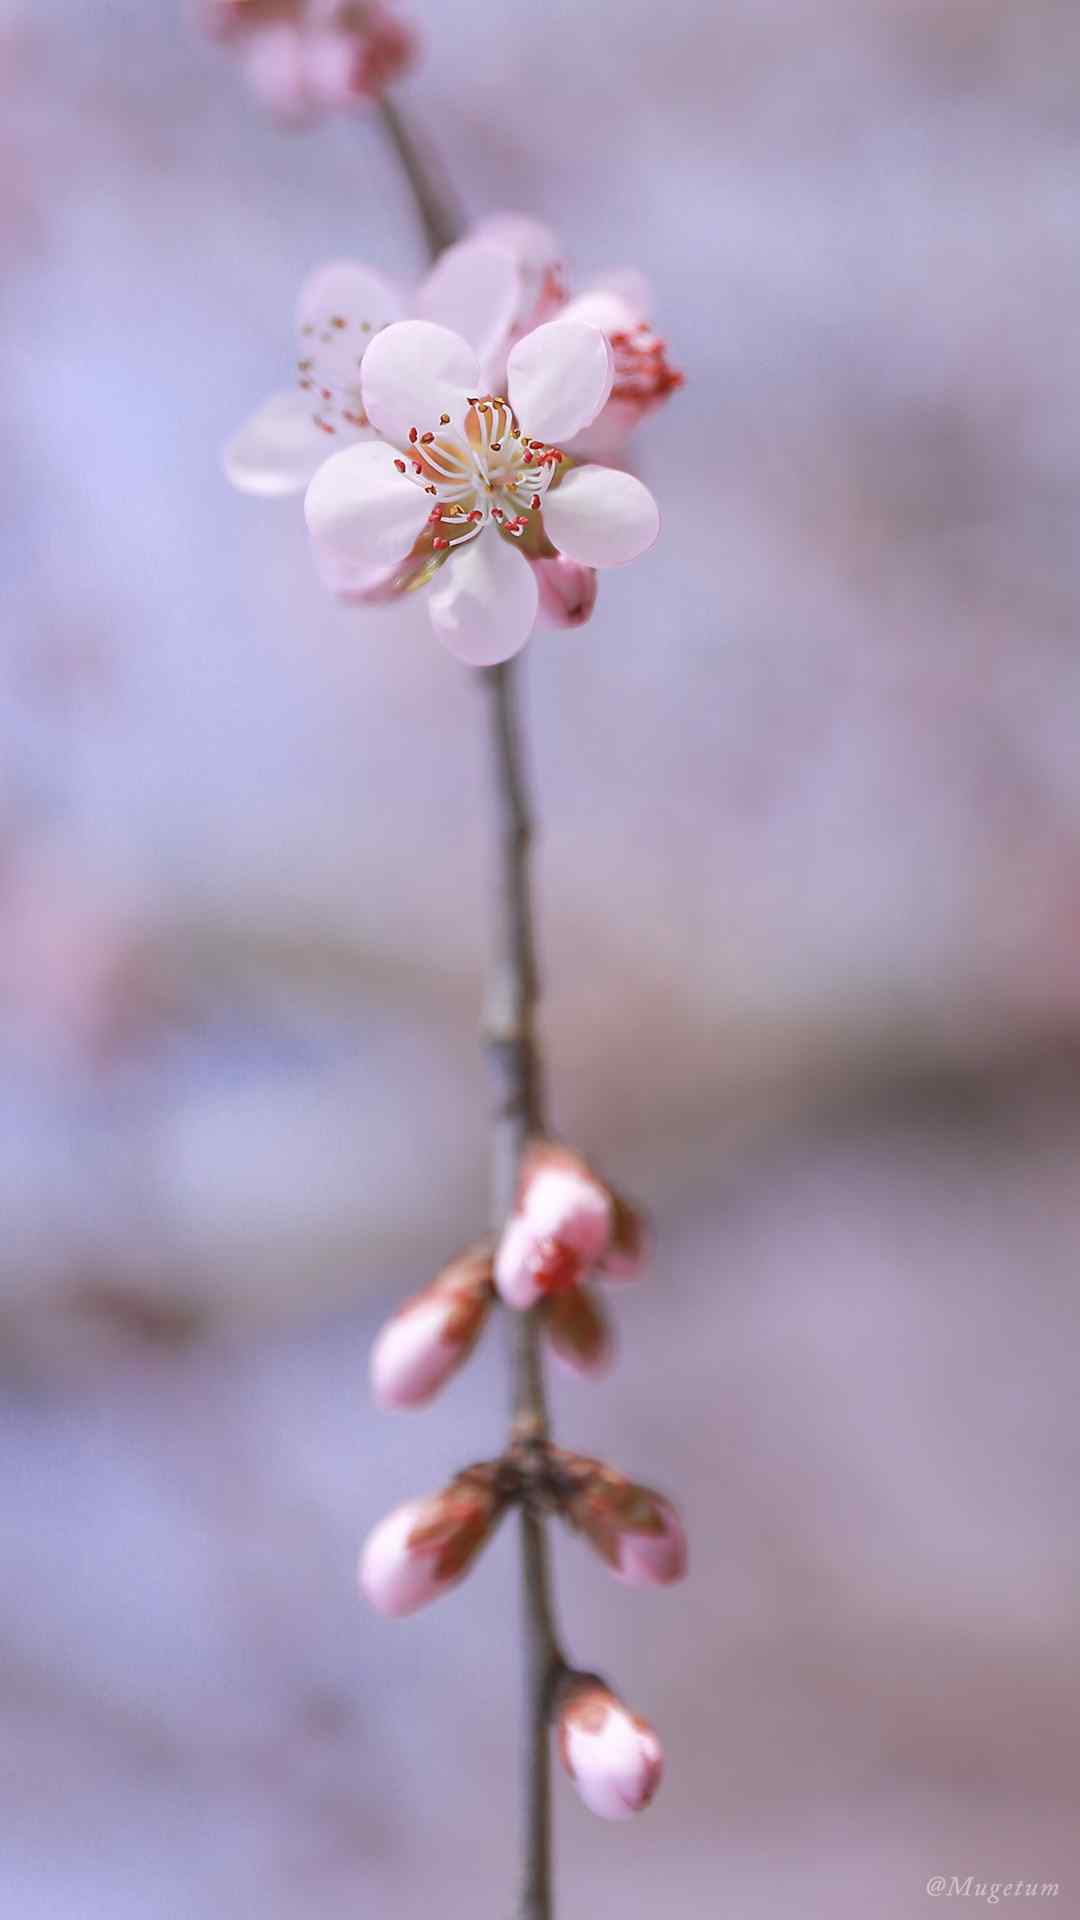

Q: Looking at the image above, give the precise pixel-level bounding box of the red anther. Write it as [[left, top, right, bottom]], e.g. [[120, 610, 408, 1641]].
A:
[[469, 510, 483, 521], [394, 459, 406, 472], [412, 462, 422, 474], [530, 495, 541, 510], [331, 315, 346, 329], [408, 427, 418, 443], [433, 537, 449, 550], [440, 413, 451, 425], [490, 441, 502, 451], [420, 431, 435, 444], [315, 417, 336, 435], [343, 410, 365, 426], [425, 484, 437, 496]]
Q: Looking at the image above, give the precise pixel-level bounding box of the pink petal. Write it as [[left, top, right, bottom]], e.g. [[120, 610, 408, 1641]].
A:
[[304, 440, 430, 570], [360, 319, 479, 446], [415, 240, 522, 377], [542, 464, 660, 568], [358, 1499, 443, 1618], [244, 24, 312, 122], [427, 530, 538, 667], [304, 28, 359, 108], [223, 387, 337, 497], [494, 1214, 545, 1311], [506, 320, 613, 446], [531, 554, 598, 630]]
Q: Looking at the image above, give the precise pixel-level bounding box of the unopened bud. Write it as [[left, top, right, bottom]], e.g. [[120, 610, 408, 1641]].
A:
[[359, 1465, 502, 1618], [560, 1455, 687, 1587], [543, 1284, 614, 1380], [370, 1243, 494, 1410], [531, 555, 599, 630], [557, 1675, 664, 1820], [495, 1143, 613, 1311]]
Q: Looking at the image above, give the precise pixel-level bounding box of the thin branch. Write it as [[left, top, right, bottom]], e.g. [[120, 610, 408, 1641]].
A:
[[483, 659, 562, 1920], [377, 95, 463, 256], [374, 91, 564, 1918]]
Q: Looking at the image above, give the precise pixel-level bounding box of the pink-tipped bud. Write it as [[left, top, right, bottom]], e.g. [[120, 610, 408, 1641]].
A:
[[543, 1284, 614, 1380], [359, 1466, 502, 1618], [557, 1676, 664, 1820], [495, 1143, 614, 1311], [370, 1244, 494, 1410], [561, 1455, 688, 1587], [531, 555, 599, 630]]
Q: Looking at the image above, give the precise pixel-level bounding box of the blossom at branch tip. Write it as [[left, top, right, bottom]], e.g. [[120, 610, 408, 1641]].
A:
[[556, 1676, 664, 1821], [494, 1141, 647, 1312], [559, 1454, 688, 1587], [370, 1243, 494, 1410], [304, 318, 660, 664], [359, 1465, 503, 1617], [198, 0, 417, 125], [224, 217, 679, 539]]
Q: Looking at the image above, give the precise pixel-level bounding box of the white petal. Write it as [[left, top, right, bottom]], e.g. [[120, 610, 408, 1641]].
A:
[[296, 258, 403, 351], [572, 268, 652, 330], [416, 240, 521, 372], [360, 319, 479, 446], [559, 288, 641, 338], [427, 531, 538, 667], [507, 321, 613, 445], [294, 260, 403, 427], [304, 440, 430, 570], [542, 464, 660, 568], [308, 535, 396, 604], [470, 213, 562, 284], [223, 388, 338, 497]]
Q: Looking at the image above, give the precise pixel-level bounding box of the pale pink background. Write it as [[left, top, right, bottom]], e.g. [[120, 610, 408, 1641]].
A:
[[2, 0, 1080, 1912]]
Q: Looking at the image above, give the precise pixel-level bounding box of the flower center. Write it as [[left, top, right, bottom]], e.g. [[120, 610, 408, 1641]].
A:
[[392, 397, 565, 552]]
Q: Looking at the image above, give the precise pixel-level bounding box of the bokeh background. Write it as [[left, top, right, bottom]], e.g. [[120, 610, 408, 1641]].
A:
[[4, 0, 1080, 1912]]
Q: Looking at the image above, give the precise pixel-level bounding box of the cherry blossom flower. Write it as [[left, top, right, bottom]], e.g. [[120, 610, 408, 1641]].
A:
[[557, 1677, 664, 1821], [494, 1142, 647, 1311], [304, 318, 660, 664], [199, 0, 416, 125], [559, 1454, 688, 1587], [225, 220, 679, 499], [359, 1465, 503, 1617], [370, 1243, 494, 1410]]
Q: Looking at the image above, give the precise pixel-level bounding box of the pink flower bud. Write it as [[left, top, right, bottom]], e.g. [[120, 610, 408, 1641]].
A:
[[359, 1466, 502, 1618], [531, 555, 598, 630], [560, 1455, 688, 1587], [557, 1677, 664, 1820], [370, 1244, 494, 1410], [543, 1284, 614, 1380], [495, 1143, 614, 1311]]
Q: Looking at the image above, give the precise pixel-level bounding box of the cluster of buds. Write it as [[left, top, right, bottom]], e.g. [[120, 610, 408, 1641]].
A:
[[370, 1140, 645, 1407], [362, 1143, 686, 1820], [198, 0, 417, 123]]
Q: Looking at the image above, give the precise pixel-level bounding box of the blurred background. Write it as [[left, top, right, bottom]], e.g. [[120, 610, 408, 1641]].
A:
[[4, 0, 1080, 1912]]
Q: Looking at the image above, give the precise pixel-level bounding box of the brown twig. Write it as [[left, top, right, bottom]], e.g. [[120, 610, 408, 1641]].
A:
[[377, 99, 564, 1919], [483, 659, 564, 1920]]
